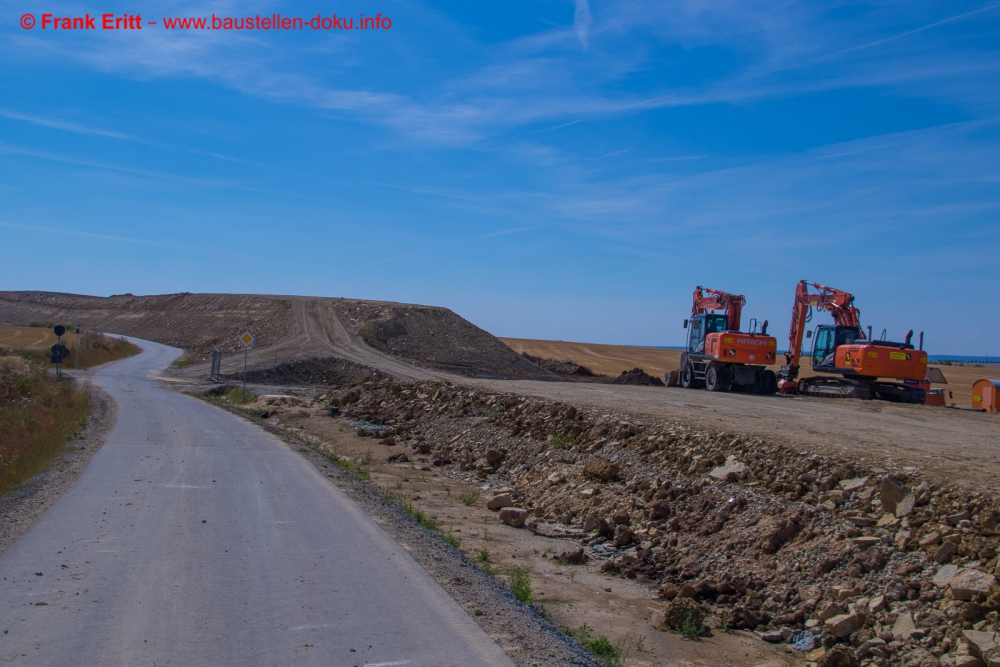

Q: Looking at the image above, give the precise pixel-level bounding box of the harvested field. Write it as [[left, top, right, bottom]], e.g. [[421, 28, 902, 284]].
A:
[[502, 338, 684, 381]]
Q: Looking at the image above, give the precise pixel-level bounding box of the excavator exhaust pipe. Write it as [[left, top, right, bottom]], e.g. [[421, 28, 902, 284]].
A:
[[905, 330, 913, 346]]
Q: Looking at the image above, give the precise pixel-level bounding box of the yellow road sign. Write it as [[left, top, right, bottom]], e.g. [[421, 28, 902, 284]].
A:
[[239, 331, 254, 347]]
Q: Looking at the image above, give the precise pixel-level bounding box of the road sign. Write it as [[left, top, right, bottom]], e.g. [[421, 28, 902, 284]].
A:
[[50, 344, 70, 363], [239, 332, 254, 347], [54, 325, 65, 337]]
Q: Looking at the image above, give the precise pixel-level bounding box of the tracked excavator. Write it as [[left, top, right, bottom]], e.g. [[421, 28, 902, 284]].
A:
[[776, 280, 928, 403], [674, 286, 778, 393]]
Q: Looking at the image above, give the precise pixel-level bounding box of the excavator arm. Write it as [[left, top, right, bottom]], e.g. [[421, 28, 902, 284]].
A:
[[692, 286, 745, 332], [782, 280, 862, 381]]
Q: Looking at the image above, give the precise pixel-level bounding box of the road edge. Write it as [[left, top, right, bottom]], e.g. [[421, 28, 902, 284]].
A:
[[0, 378, 116, 554], [199, 396, 600, 667]]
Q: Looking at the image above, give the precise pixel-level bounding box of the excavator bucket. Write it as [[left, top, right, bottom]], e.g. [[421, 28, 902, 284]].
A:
[[926, 367, 947, 384]]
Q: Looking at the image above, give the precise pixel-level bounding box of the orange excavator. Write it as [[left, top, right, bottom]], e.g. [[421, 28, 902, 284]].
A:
[[776, 280, 928, 402], [674, 286, 778, 393]]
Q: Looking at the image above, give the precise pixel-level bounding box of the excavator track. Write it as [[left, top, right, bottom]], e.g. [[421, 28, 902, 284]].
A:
[[798, 376, 871, 400]]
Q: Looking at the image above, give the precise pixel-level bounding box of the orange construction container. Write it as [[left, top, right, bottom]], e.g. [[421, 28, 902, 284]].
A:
[[972, 379, 1000, 412]]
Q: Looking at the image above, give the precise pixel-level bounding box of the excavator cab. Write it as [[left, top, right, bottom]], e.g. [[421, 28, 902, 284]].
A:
[[686, 313, 729, 354], [811, 325, 861, 369]]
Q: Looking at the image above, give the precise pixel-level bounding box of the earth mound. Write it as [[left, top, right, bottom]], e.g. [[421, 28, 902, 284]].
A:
[[520, 353, 599, 379], [334, 301, 553, 380], [0, 291, 292, 356], [612, 367, 665, 386]]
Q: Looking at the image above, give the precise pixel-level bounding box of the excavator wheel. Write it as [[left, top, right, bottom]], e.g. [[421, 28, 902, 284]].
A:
[[754, 370, 777, 395], [705, 366, 732, 392], [908, 387, 927, 404], [680, 363, 702, 389]]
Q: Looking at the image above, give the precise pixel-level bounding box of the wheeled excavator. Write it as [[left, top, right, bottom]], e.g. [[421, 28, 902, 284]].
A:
[[776, 280, 928, 403], [673, 286, 778, 393]]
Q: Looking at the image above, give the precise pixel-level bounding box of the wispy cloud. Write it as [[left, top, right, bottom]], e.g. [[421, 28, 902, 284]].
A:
[[0, 109, 136, 140], [574, 0, 593, 50]]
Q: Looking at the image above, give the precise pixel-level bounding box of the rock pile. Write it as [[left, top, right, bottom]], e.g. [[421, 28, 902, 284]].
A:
[[330, 379, 1000, 666]]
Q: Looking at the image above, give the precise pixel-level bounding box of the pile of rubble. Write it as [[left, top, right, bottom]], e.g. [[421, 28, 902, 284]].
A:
[[333, 379, 1000, 667]]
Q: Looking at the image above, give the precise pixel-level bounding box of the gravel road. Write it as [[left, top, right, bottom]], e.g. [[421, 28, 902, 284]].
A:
[[0, 339, 513, 666]]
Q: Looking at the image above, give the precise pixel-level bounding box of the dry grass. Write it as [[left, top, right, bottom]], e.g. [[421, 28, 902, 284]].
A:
[[0, 327, 139, 369], [0, 354, 90, 496]]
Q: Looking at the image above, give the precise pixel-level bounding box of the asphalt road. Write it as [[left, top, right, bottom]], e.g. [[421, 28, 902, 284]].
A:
[[0, 339, 513, 666]]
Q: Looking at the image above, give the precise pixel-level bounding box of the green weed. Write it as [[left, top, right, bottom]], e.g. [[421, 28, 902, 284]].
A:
[[564, 625, 628, 667], [459, 489, 480, 506], [508, 567, 532, 605], [678, 612, 704, 639], [550, 433, 575, 448]]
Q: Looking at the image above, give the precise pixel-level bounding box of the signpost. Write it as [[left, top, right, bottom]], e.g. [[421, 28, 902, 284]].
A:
[[75, 326, 80, 369], [239, 331, 254, 402], [51, 325, 68, 377]]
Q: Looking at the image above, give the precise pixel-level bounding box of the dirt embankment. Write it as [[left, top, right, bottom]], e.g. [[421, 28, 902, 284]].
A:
[[334, 301, 554, 380], [232, 357, 390, 386], [0, 292, 293, 356], [324, 378, 1000, 667]]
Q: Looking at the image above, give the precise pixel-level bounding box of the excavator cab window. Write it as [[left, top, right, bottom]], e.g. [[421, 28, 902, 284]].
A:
[[705, 314, 729, 334], [688, 314, 728, 354], [812, 325, 861, 369], [688, 315, 705, 353], [811, 326, 836, 368]]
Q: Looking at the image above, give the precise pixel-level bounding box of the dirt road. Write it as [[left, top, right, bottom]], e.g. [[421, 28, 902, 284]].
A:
[[0, 340, 513, 666]]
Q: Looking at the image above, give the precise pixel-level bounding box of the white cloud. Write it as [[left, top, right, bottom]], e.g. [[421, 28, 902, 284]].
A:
[[574, 0, 593, 50]]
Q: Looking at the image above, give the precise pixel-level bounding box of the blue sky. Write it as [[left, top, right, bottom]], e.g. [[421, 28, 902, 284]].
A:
[[1, 1, 998, 355]]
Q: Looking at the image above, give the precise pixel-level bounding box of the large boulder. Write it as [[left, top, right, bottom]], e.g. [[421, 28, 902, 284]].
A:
[[951, 570, 997, 601], [583, 457, 619, 482], [879, 475, 907, 514], [825, 613, 863, 638], [499, 507, 528, 528]]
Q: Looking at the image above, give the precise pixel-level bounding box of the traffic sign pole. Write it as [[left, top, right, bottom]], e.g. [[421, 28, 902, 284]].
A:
[[238, 332, 255, 403]]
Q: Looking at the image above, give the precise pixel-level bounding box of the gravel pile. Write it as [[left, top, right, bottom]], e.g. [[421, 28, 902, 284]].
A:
[[332, 378, 1000, 667]]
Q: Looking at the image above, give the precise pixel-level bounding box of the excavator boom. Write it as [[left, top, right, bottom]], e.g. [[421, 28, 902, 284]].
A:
[[692, 286, 745, 332], [783, 280, 861, 375]]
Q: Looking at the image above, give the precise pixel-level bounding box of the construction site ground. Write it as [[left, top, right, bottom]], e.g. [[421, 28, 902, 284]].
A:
[[3, 292, 999, 666], [239, 392, 803, 667]]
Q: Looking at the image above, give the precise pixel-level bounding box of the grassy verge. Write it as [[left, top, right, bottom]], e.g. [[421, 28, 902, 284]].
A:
[[0, 354, 91, 496], [16, 332, 140, 370]]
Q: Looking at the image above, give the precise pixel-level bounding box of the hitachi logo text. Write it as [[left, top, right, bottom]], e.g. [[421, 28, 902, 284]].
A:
[[737, 338, 770, 346]]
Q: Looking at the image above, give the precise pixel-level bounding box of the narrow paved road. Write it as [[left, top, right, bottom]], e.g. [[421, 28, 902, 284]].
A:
[[0, 340, 513, 666]]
